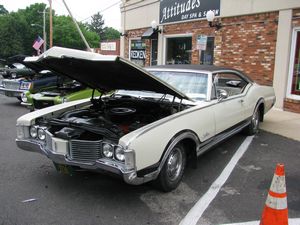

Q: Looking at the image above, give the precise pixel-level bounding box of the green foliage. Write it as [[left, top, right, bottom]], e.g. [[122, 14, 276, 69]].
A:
[[87, 12, 105, 37], [0, 13, 28, 58], [102, 27, 120, 40], [0, 3, 47, 58], [0, 3, 115, 59], [53, 16, 99, 49], [0, 5, 8, 15]]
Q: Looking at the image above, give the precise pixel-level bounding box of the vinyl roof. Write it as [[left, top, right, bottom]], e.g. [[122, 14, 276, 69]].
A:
[[147, 64, 238, 72], [146, 64, 253, 82]]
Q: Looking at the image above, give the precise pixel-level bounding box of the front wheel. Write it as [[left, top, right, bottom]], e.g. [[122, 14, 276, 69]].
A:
[[244, 106, 260, 135], [154, 143, 186, 192]]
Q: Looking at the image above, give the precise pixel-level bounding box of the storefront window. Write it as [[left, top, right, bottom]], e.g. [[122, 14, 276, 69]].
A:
[[151, 39, 158, 66], [166, 37, 192, 64], [290, 30, 300, 96], [200, 37, 214, 65], [130, 40, 146, 67]]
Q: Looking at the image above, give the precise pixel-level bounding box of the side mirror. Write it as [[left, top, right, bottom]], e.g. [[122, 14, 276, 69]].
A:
[[217, 89, 228, 101]]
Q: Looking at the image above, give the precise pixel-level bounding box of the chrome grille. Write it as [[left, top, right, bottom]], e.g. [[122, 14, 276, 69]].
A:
[[2, 80, 20, 90], [69, 140, 102, 162]]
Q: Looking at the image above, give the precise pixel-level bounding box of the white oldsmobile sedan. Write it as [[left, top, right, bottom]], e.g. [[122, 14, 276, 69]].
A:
[[16, 47, 275, 192]]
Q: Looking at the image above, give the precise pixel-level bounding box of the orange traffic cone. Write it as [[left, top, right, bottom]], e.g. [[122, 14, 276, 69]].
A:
[[260, 163, 288, 225]]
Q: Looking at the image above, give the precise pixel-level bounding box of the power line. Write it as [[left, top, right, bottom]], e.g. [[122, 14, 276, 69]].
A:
[[80, 1, 121, 22]]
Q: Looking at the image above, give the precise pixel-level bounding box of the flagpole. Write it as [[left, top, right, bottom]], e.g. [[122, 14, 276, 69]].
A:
[[49, 0, 53, 48], [43, 7, 47, 52]]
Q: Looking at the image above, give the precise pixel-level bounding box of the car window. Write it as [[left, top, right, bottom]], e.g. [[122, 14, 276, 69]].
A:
[[213, 72, 248, 97], [12, 63, 25, 69], [151, 71, 208, 101]]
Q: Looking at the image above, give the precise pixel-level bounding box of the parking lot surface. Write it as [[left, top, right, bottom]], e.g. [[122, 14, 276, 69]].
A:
[[0, 95, 299, 225]]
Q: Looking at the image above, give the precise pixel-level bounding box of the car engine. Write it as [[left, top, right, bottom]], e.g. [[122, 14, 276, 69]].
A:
[[46, 96, 187, 143]]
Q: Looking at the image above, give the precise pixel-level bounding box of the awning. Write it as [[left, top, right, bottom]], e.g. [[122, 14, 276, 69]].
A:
[[141, 27, 158, 39]]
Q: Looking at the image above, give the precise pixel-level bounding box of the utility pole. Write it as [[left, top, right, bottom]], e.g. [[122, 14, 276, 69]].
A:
[[33, 7, 47, 52], [43, 8, 47, 52], [49, 0, 53, 48], [62, 0, 92, 51]]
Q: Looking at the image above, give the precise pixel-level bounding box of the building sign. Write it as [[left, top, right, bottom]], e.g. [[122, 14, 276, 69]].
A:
[[131, 40, 146, 50], [130, 50, 146, 60], [101, 42, 117, 51], [130, 40, 146, 66], [197, 35, 207, 50], [159, 0, 220, 24]]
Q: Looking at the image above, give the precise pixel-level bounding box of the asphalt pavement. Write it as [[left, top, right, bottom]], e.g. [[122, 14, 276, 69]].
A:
[[0, 95, 299, 225]]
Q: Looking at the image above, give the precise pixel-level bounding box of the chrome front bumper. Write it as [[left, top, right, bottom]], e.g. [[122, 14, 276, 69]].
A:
[[16, 139, 150, 185], [0, 87, 24, 97]]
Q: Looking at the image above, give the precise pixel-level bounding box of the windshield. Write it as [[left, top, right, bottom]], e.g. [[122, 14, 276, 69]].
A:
[[151, 71, 208, 101], [114, 71, 208, 101], [12, 63, 26, 69]]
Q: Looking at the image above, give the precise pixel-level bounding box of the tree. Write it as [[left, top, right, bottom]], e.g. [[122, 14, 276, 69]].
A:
[[17, 3, 47, 55], [53, 15, 99, 50], [0, 3, 101, 58], [102, 27, 120, 40], [0, 5, 8, 15], [0, 13, 27, 58], [87, 12, 105, 38]]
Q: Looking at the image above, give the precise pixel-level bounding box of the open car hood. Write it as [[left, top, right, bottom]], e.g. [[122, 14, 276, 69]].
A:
[[24, 47, 190, 100], [23, 56, 51, 73]]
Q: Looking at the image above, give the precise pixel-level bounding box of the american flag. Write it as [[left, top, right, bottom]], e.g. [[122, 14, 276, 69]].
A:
[[32, 36, 44, 50]]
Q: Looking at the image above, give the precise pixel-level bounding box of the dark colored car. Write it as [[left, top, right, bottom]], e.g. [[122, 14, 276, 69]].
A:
[[0, 55, 58, 101]]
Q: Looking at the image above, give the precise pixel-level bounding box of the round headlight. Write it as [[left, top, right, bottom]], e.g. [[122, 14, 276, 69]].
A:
[[115, 146, 125, 162], [30, 126, 38, 138], [37, 128, 46, 140], [11, 73, 17, 79], [102, 143, 113, 158]]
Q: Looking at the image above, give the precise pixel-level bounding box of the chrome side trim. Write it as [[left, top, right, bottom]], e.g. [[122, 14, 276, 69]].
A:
[[196, 119, 251, 156]]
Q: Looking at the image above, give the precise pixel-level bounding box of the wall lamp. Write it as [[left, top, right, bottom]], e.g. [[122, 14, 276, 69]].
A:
[[151, 20, 162, 33], [206, 10, 222, 30], [119, 28, 128, 37]]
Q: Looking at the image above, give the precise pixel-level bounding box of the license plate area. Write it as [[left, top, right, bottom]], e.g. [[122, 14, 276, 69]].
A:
[[53, 163, 74, 176]]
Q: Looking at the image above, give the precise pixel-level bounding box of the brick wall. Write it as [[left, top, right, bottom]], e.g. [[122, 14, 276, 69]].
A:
[[98, 40, 120, 55], [284, 9, 300, 113]]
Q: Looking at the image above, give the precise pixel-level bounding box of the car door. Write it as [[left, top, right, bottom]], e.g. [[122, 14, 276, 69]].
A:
[[211, 71, 249, 134]]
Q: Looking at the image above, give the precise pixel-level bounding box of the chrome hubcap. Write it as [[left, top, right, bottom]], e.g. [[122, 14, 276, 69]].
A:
[[252, 110, 259, 130], [166, 148, 183, 181]]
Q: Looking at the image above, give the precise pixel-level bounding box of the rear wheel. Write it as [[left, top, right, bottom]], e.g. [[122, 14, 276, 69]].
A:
[[244, 106, 260, 135], [154, 143, 186, 192]]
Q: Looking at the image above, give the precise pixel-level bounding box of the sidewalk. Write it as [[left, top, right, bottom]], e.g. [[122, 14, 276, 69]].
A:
[[260, 108, 300, 142]]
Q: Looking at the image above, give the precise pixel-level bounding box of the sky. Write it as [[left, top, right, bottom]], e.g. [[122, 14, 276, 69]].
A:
[[0, 0, 121, 29]]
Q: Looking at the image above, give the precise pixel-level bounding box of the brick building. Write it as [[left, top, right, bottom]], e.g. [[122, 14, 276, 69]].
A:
[[119, 0, 300, 113], [98, 40, 120, 55]]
